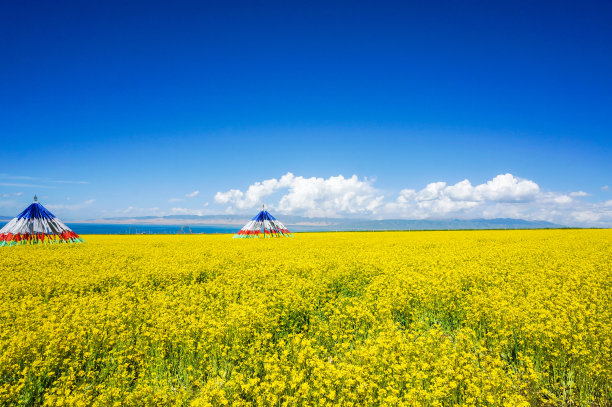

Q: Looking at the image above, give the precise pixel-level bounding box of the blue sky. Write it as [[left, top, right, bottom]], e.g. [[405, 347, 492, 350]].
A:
[[1, 1, 611, 225]]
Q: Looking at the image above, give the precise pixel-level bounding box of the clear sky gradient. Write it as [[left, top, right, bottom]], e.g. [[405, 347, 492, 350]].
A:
[[1, 1, 611, 225]]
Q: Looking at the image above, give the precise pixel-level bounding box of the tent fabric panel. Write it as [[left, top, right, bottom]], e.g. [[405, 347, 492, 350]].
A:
[[16, 203, 56, 221]]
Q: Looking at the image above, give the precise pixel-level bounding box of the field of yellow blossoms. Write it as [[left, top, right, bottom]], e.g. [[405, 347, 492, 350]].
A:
[[0, 230, 611, 406]]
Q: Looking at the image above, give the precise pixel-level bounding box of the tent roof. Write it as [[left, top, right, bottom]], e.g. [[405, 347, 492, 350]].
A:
[[17, 202, 56, 220], [251, 210, 277, 222]]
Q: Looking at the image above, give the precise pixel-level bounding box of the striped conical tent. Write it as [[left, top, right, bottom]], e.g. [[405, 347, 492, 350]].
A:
[[0, 196, 84, 247], [233, 206, 293, 238]]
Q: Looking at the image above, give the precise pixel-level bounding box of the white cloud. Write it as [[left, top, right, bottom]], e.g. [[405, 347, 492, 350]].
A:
[[570, 201, 612, 223], [170, 207, 203, 216], [602, 185, 610, 191], [384, 174, 612, 226], [569, 191, 589, 197], [185, 190, 200, 198], [214, 172, 612, 227], [535, 192, 574, 205], [553, 195, 572, 204], [215, 172, 384, 217], [441, 174, 540, 202], [385, 174, 542, 218], [169, 198, 184, 203], [215, 174, 295, 209], [215, 189, 244, 205]]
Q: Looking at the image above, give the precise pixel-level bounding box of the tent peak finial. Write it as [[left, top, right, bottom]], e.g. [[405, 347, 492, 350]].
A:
[[33, 195, 38, 202]]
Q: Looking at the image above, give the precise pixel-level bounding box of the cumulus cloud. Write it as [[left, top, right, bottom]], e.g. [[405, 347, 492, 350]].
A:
[[602, 185, 610, 191], [385, 174, 542, 218], [215, 174, 294, 209], [384, 174, 612, 226], [441, 174, 540, 202], [215, 172, 383, 217], [215, 189, 245, 206], [214, 173, 612, 227]]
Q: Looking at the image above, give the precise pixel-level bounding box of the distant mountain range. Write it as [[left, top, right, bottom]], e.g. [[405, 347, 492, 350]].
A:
[[59, 214, 567, 231]]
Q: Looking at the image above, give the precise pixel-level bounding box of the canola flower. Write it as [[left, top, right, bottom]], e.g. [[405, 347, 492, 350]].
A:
[[0, 230, 610, 406]]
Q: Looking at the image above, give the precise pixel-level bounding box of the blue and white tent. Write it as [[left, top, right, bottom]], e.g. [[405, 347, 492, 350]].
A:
[[0, 196, 84, 247], [234, 206, 293, 238]]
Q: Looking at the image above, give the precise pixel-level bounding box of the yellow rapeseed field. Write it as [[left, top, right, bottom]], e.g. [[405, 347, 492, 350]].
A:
[[0, 230, 611, 406]]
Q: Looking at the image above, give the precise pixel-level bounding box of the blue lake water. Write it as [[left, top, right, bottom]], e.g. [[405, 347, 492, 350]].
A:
[[66, 223, 238, 235]]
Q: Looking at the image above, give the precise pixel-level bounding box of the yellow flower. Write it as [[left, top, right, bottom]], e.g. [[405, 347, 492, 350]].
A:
[[0, 230, 610, 406]]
